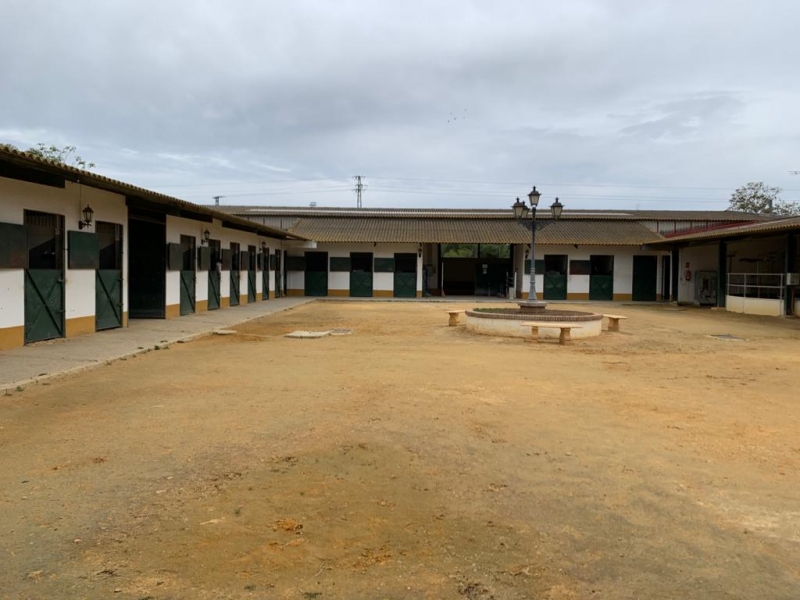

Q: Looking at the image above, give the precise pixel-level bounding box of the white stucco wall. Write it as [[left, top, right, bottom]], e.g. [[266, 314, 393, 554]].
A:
[[0, 178, 128, 334], [677, 244, 718, 303]]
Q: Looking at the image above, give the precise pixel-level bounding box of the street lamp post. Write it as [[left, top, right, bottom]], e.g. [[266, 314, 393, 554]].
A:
[[512, 187, 564, 312]]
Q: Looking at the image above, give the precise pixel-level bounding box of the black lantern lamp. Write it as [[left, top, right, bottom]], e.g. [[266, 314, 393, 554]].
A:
[[79, 204, 94, 229], [201, 229, 211, 245]]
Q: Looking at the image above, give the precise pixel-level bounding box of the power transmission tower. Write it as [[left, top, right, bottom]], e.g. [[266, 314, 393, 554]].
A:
[[353, 175, 365, 208], [212, 195, 225, 206]]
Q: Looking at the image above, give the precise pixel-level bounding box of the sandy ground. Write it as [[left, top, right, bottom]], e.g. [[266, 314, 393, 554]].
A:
[[2, 301, 800, 600]]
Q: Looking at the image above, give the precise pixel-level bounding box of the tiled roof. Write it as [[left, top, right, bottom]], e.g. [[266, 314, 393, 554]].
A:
[[0, 146, 305, 241], [219, 205, 770, 222], [649, 216, 800, 245], [285, 217, 662, 245]]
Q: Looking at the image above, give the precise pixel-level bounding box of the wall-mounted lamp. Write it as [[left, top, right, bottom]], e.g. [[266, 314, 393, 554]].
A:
[[201, 229, 211, 245], [261, 241, 268, 252], [78, 204, 94, 230], [418, 244, 423, 258]]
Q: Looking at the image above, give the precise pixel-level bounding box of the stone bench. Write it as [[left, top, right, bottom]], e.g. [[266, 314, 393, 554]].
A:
[[446, 310, 465, 326], [520, 322, 582, 345], [603, 314, 628, 332]]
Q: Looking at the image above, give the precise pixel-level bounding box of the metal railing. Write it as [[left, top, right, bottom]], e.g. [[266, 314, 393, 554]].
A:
[[727, 273, 785, 301]]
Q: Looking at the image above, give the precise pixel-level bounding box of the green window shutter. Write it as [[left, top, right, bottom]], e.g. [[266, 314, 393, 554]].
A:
[[286, 256, 306, 271], [0, 222, 28, 268], [374, 258, 395, 272], [220, 249, 232, 270], [198, 246, 211, 271], [167, 243, 183, 271], [330, 257, 351, 272], [240, 251, 250, 271], [523, 259, 545, 275], [569, 260, 591, 275], [67, 231, 99, 269], [524, 259, 530, 275]]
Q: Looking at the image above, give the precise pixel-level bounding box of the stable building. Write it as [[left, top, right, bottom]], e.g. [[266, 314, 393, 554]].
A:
[[648, 216, 800, 317], [0, 147, 306, 350], [222, 206, 767, 303]]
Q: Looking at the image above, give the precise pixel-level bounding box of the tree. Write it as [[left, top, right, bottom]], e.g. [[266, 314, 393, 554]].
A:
[[727, 181, 799, 216], [25, 143, 95, 170]]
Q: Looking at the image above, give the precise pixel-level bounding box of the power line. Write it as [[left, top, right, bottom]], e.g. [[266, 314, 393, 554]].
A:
[[353, 175, 365, 208]]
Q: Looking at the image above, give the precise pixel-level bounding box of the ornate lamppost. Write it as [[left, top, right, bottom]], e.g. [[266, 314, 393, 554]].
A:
[[512, 186, 563, 312]]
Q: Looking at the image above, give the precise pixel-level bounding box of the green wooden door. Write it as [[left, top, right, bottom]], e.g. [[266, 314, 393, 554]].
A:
[[543, 274, 567, 300], [632, 255, 658, 301], [180, 270, 196, 315], [394, 253, 417, 298], [208, 271, 221, 310], [304, 272, 328, 296], [262, 268, 270, 300], [96, 270, 122, 330], [230, 271, 240, 305], [350, 272, 373, 297], [247, 270, 257, 303], [393, 272, 416, 297], [25, 270, 65, 343], [589, 276, 614, 300]]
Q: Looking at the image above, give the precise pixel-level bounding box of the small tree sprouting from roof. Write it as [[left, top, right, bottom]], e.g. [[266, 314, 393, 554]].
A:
[[25, 143, 96, 170], [728, 182, 799, 216]]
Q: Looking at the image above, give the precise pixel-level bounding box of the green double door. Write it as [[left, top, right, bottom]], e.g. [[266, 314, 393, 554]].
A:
[[208, 240, 221, 310], [262, 264, 270, 300], [589, 255, 614, 301], [179, 235, 196, 316], [543, 254, 567, 300], [350, 252, 373, 297], [394, 253, 417, 298], [246, 246, 257, 303], [24, 211, 65, 344], [304, 252, 328, 296]]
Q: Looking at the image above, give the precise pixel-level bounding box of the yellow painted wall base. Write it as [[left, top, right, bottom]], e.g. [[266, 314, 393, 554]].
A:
[[165, 304, 180, 318], [374, 290, 393, 298], [0, 326, 24, 351], [66, 315, 96, 338], [221, 297, 230, 308], [269, 291, 275, 300], [240, 294, 248, 305], [122, 312, 129, 327], [196, 300, 208, 312], [329, 289, 349, 297], [287, 289, 304, 297], [416, 291, 422, 298], [613, 293, 633, 302], [566, 293, 590, 301]]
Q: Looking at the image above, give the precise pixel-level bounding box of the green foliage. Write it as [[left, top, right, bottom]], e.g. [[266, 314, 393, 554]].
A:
[[441, 243, 477, 258], [728, 182, 799, 216], [25, 143, 96, 170]]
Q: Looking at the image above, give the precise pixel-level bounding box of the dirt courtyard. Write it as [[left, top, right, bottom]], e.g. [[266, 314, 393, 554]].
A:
[[2, 301, 800, 599]]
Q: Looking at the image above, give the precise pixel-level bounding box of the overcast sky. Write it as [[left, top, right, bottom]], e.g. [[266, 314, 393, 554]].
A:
[[1, 1, 799, 210]]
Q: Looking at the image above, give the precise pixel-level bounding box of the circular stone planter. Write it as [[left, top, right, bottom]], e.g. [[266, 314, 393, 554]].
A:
[[465, 308, 603, 340]]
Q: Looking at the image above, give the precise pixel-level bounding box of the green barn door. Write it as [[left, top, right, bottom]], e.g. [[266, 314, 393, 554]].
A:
[[589, 255, 614, 301], [24, 211, 65, 344], [632, 255, 658, 301], [207, 239, 221, 310], [230, 243, 240, 306], [350, 253, 373, 297], [179, 235, 196, 315], [304, 252, 328, 296], [273, 252, 282, 297], [394, 253, 417, 297], [543, 254, 568, 300], [247, 245, 257, 302], [96, 221, 123, 330]]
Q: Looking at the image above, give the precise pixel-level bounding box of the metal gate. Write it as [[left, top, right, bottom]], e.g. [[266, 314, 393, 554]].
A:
[[96, 270, 122, 330], [632, 255, 658, 301]]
